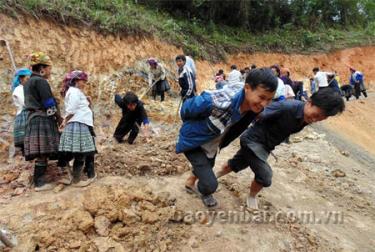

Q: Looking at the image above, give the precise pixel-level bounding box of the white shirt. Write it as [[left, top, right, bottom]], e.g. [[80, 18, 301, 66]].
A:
[[65, 87, 93, 126], [12, 85, 25, 115], [314, 71, 329, 88], [227, 69, 242, 85], [274, 78, 286, 99], [285, 84, 295, 99]]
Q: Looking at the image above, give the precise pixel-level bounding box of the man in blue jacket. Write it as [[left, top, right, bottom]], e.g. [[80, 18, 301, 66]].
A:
[[216, 88, 345, 209], [176, 68, 278, 208]]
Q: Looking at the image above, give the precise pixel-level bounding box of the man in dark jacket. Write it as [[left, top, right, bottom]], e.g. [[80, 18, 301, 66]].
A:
[[175, 55, 196, 100], [113, 92, 150, 144], [216, 88, 345, 209]]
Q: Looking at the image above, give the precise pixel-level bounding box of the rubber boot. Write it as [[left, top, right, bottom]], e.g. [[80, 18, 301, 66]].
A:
[[34, 163, 53, 191]]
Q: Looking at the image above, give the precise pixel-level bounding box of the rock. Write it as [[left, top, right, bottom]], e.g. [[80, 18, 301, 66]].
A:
[[331, 169, 346, 178], [68, 240, 81, 249], [341, 150, 350, 157], [53, 184, 65, 193], [92, 237, 126, 252], [11, 187, 26, 196], [95, 215, 111, 236], [142, 210, 159, 224], [72, 210, 94, 233], [121, 208, 140, 225]]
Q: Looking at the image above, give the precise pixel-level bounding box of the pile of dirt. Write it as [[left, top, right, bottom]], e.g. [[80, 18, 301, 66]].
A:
[[0, 183, 190, 251]]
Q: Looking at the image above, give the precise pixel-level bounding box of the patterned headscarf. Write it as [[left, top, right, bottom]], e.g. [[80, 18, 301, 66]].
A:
[[29, 52, 52, 66], [60, 70, 89, 97], [147, 58, 158, 66], [11, 68, 32, 92]]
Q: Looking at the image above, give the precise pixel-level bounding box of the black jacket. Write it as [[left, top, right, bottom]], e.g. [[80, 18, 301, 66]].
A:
[[115, 94, 149, 125]]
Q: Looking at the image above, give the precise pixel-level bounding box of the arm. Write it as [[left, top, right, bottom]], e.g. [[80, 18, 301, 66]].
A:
[[160, 65, 166, 81], [114, 94, 124, 108], [180, 92, 212, 121], [38, 79, 58, 116], [185, 71, 195, 97], [257, 102, 285, 122], [139, 104, 149, 125], [148, 70, 153, 86]]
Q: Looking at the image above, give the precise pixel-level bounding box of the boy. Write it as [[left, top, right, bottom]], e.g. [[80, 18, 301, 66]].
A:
[[217, 88, 345, 209], [176, 68, 278, 208], [175, 55, 196, 100]]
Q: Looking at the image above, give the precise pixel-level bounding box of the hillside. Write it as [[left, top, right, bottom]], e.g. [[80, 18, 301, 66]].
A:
[[0, 7, 375, 252]]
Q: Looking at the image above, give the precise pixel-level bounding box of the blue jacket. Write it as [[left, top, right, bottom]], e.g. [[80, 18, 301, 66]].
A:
[[176, 85, 257, 153]]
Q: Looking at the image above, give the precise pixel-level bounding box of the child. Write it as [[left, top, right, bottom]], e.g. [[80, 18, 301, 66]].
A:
[[58, 70, 96, 187]]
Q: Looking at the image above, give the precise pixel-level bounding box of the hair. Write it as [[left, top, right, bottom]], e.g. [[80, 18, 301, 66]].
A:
[[244, 67, 250, 71], [270, 65, 281, 77], [218, 69, 224, 74], [240, 69, 245, 74], [312, 67, 320, 72], [245, 67, 278, 92], [175, 55, 186, 62], [310, 88, 345, 116], [31, 64, 49, 73], [123, 91, 139, 105], [231, 65, 237, 70], [251, 64, 257, 69]]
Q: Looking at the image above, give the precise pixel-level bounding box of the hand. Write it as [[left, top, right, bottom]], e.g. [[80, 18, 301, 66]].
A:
[[142, 124, 151, 138], [58, 120, 66, 132]]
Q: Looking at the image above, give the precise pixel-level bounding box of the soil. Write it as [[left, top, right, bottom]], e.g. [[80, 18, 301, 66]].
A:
[[0, 13, 374, 252]]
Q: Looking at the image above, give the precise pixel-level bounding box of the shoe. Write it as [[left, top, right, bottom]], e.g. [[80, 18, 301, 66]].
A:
[[58, 170, 73, 185], [201, 194, 218, 208], [246, 195, 258, 210], [35, 183, 54, 192]]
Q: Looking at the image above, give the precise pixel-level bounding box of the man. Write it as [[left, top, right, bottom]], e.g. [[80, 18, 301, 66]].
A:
[[349, 67, 367, 99], [147, 58, 169, 102], [216, 88, 345, 209], [176, 68, 278, 208], [227, 64, 242, 85], [312, 67, 332, 90], [113, 92, 150, 144], [175, 55, 196, 100]]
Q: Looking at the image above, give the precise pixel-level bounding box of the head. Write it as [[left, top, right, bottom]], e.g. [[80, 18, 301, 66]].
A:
[[270, 65, 281, 77], [243, 68, 278, 113], [124, 92, 139, 111], [175, 55, 186, 68], [11, 68, 32, 92], [30, 52, 52, 79], [69, 71, 88, 89], [147, 58, 158, 69], [304, 88, 345, 124], [349, 67, 355, 73], [251, 64, 257, 69], [240, 69, 245, 75], [244, 67, 250, 73], [231, 65, 237, 70], [312, 67, 319, 75], [218, 69, 224, 75]]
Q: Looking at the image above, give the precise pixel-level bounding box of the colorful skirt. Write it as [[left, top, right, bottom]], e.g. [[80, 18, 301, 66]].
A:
[[13, 110, 28, 148], [24, 115, 60, 161], [59, 122, 96, 154]]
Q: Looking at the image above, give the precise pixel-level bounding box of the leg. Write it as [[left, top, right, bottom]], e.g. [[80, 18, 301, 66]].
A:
[[34, 157, 53, 191], [85, 154, 96, 179], [184, 148, 218, 196], [113, 116, 133, 143], [160, 90, 165, 102], [72, 153, 85, 184], [227, 145, 272, 209], [127, 124, 139, 144]]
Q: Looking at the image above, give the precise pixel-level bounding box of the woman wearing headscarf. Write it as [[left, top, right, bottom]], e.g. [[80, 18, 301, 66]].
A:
[[58, 70, 97, 187], [23, 52, 62, 191], [147, 58, 169, 102], [12, 68, 32, 154]]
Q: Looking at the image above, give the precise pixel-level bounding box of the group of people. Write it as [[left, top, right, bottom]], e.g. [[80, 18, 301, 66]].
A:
[[12, 52, 96, 191], [12, 52, 350, 211], [311, 67, 368, 101]]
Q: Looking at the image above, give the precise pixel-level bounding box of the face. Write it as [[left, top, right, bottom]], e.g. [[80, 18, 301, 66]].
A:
[[76, 79, 87, 90], [20, 76, 30, 85], [176, 59, 185, 68], [41, 65, 52, 79], [303, 102, 327, 124], [127, 103, 137, 111], [271, 67, 278, 77], [244, 84, 275, 113]]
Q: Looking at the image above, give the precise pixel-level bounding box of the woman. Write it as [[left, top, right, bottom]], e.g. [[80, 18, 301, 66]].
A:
[[12, 68, 32, 154], [147, 58, 169, 102], [58, 70, 96, 187], [23, 52, 62, 191]]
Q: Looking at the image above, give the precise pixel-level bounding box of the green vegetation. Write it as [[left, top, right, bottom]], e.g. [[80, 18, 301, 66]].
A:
[[1, 0, 374, 61]]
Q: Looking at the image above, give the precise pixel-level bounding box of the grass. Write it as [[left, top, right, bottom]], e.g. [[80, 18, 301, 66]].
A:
[[1, 0, 374, 61]]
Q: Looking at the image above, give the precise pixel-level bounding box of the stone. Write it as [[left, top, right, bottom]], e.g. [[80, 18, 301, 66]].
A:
[[95, 215, 111, 236], [142, 210, 159, 224], [331, 169, 346, 178]]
